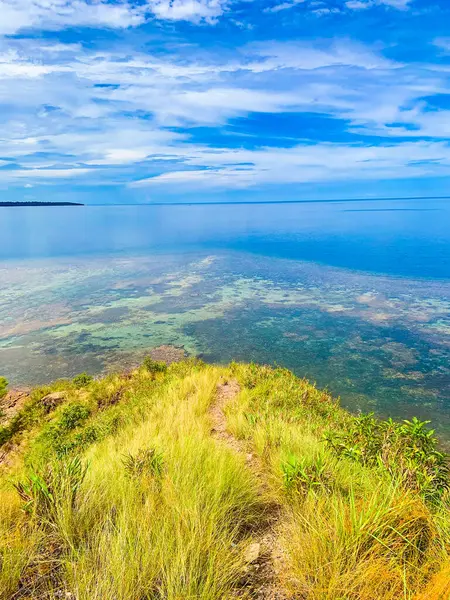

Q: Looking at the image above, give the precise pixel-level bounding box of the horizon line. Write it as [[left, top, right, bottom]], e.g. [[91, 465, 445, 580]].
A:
[[88, 196, 450, 207]]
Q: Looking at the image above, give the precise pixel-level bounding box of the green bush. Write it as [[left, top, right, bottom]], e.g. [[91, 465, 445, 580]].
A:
[[0, 376, 8, 399], [324, 414, 450, 501], [72, 373, 93, 388], [122, 447, 164, 480], [142, 356, 167, 374], [58, 403, 91, 431], [0, 426, 11, 446], [73, 424, 99, 446]]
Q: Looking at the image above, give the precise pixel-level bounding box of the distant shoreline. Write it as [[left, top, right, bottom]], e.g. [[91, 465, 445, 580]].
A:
[[0, 202, 84, 207]]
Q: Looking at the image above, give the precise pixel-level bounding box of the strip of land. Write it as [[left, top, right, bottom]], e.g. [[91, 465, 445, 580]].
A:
[[0, 201, 83, 207]]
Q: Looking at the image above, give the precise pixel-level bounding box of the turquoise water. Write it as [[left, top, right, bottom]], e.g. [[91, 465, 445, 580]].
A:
[[1, 199, 449, 435]]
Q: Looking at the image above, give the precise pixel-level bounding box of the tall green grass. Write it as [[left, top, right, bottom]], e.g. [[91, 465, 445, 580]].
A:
[[1, 360, 449, 599], [226, 363, 450, 600], [0, 363, 260, 599]]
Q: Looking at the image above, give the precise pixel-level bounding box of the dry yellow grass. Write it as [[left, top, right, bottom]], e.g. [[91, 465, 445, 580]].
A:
[[413, 564, 450, 600]]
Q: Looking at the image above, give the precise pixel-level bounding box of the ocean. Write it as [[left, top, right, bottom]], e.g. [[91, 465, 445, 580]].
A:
[[1, 198, 449, 436]]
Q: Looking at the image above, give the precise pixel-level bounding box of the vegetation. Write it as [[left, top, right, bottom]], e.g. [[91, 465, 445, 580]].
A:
[[0, 377, 8, 399], [72, 373, 93, 389], [0, 360, 449, 599], [142, 355, 168, 374]]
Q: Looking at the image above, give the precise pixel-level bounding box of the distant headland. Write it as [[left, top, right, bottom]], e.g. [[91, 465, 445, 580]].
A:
[[0, 201, 84, 207]]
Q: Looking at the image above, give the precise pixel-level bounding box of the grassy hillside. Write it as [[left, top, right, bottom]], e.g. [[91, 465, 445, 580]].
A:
[[1, 359, 450, 600]]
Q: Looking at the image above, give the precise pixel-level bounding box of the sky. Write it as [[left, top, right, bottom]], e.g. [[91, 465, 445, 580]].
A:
[[1, 0, 450, 203]]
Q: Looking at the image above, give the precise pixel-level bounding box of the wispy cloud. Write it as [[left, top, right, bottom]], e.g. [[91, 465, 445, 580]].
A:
[[130, 141, 450, 189], [265, 0, 412, 14], [264, 0, 305, 14], [434, 38, 450, 53], [0, 0, 241, 32], [0, 167, 92, 182], [345, 0, 412, 9], [146, 0, 231, 23], [0, 3, 449, 196], [0, 0, 146, 35]]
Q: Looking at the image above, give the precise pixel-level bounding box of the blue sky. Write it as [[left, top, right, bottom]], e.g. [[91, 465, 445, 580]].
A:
[[1, 0, 450, 203]]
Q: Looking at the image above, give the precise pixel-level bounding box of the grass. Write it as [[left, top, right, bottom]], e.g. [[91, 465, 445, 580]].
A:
[[1, 359, 450, 599]]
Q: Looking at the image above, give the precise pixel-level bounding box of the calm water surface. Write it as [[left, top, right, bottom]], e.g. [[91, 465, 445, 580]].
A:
[[1, 199, 449, 436]]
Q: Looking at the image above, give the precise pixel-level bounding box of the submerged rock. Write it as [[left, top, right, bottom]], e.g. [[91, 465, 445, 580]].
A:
[[149, 345, 187, 365]]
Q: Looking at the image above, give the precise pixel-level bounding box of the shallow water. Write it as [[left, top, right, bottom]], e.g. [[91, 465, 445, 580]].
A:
[[1, 199, 449, 435]]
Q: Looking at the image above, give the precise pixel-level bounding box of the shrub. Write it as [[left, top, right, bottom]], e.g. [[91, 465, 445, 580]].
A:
[[58, 403, 91, 431], [72, 373, 93, 388], [324, 414, 450, 501], [50, 425, 101, 458], [73, 424, 99, 447], [122, 447, 164, 480], [0, 425, 11, 446], [143, 356, 167, 374], [0, 376, 8, 400]]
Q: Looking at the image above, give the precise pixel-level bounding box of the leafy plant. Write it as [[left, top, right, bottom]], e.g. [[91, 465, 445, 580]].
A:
[[143, 356, 167, 375], [58, 403, 91, 431], [0, 376, 8, 399], [122, 447, 164, 480], [0, 425, 10, 446], [282, 454, 330, 494], [72, 373, 93, 388], [324, 413, 450, 501], [13, 455, 88, 519], [73, 424, 99, 446]]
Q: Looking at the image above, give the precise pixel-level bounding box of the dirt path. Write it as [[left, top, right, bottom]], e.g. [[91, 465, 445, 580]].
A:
[[210, 380, 287, 600]]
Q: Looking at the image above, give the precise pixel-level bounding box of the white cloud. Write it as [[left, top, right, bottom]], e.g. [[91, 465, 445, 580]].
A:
[[0, 0, 417, 35], [264, 0, 305, 13], [245, 39, 398, 71], [434, 38, 450, 53], [0, 38, 389, 135], [146, 0, 229, 23], [265, 0, 412, 14], [130, 141, 450, 189], [380, 0, 411, 6], [0, 36, 449, 190], [0, 0, 235, 33], [346, 0, 412, 9], [0, 0, 146, 36], [0, 50, 69, 79], [345, 0, 370, 7], [0, 167, 91, 181]]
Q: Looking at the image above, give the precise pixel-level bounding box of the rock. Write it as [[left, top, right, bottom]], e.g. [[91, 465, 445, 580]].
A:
[[41, 391, 66, 412], [0, 388, 30, 425], [244, 542, 261, 564]]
